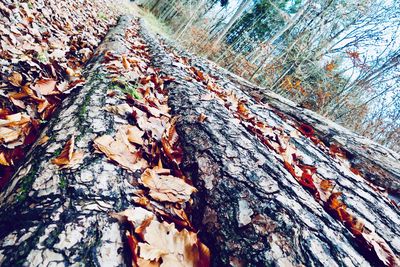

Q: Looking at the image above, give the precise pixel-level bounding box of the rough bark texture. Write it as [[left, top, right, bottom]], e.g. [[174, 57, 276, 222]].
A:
[[0, 14, 399, 267], [0, 17, 137, 266], [140, 21, 400, 266], [195, 63, 400, 195]]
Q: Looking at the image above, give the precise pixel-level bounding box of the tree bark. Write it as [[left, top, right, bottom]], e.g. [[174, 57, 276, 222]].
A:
[[140, 23, 400, 266], [1, 14, 399, 267], [0, 16, 137, 266], [213, 0, 249, 45]]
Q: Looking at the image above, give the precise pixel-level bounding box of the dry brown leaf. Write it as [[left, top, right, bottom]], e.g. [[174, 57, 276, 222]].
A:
[[110, 207, 154, 227], [37, 98, 51, 113], [138, 220, 210, 267], [0, 152, 10, 166], [94, 128, 148, 172], [0, 113, 30, 127], [104, 103, 132, 116], [33, 78, 57, 95], [52, 136, 84, 168], [10, 97, 26, 109], [198, 113, 207, 122], [161, 119, 182, 165], [122, 55, 130, 69], [66, 67, 75, 77], [126, 125, 145, 145], [0, 127, 21, 144], [137, 116, 166, 141], [38, 135, 50, 145], [8, 71, 23, 87], [361, 231, 400, 266], [320, 180, 333, 192], [140, 168, 196, 203]]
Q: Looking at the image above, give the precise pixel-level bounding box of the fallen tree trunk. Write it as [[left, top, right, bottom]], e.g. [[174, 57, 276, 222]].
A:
[[195, 63, 400, 195], [1, 13, 399, 267], [0, 17, 136, 266], [140, 21, 400, 266]]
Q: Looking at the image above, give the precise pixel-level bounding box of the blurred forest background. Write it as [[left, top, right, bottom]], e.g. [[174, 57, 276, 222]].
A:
[[139, 0, 400, 151]]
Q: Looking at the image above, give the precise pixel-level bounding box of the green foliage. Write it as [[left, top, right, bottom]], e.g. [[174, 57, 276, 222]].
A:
[[111, 79, 141, 99], [98, 12, 108, 21], [36, 52, 48, 63]]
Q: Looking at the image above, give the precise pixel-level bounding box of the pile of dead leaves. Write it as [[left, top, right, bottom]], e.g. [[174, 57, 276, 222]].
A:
[[92, 20, 210, 266], [0, 0, 118, 188]]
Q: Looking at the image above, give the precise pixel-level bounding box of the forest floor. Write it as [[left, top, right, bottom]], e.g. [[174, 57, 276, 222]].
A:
[[0, 2, 399, 266]]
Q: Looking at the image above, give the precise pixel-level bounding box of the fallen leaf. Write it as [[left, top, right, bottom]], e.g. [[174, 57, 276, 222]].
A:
[[138, 220, 210, 267], [66, 67, 75, 77], [320, 180, 333, 192], [94, 128, 148, 172], [361, 231, 400, 266], [52, 135, 84, 168], [8, 72, 23, 87], [140, 168, 196, 203], [104, 103, 132, 116], [38, 135, 50, 145], [161, 119, 183, 165], [126, 125, 145, 145], [0, 152, 10, 166], [33, 78, 57, 95], [299, 123, 314, 137], [0, 113, 30, 127], [0, 127, 22, 144], [122, 55, 130, 69], [198, 113, 207, 122], [110, 207, 154, 227]]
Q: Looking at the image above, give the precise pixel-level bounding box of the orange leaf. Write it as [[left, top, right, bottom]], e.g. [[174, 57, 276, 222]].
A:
[[0, 152, 10, 166], [320, 180, 333, 192], [122, 55, 130, 69], [52, 135, 84, 168], [8, 71, 23, 87]]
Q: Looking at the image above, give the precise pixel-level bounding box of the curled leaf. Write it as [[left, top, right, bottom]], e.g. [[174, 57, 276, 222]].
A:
[[52, 135, 84, 168]]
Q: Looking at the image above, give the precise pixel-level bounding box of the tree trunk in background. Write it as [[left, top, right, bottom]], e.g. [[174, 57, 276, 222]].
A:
[[213, 0, 249, 45], [248, 0, 311, 79]]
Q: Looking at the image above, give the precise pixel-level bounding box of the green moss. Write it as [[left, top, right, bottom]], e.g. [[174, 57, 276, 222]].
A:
[[53, 147, 63, 157], [59, 177, 67, 189], [76, 71, 104, 139], [16, 168, 39, 203]]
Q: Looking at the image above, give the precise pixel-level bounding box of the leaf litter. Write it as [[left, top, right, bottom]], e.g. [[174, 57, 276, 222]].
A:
[[94, 19, 210, 266], [0, 0, 119, 188]]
